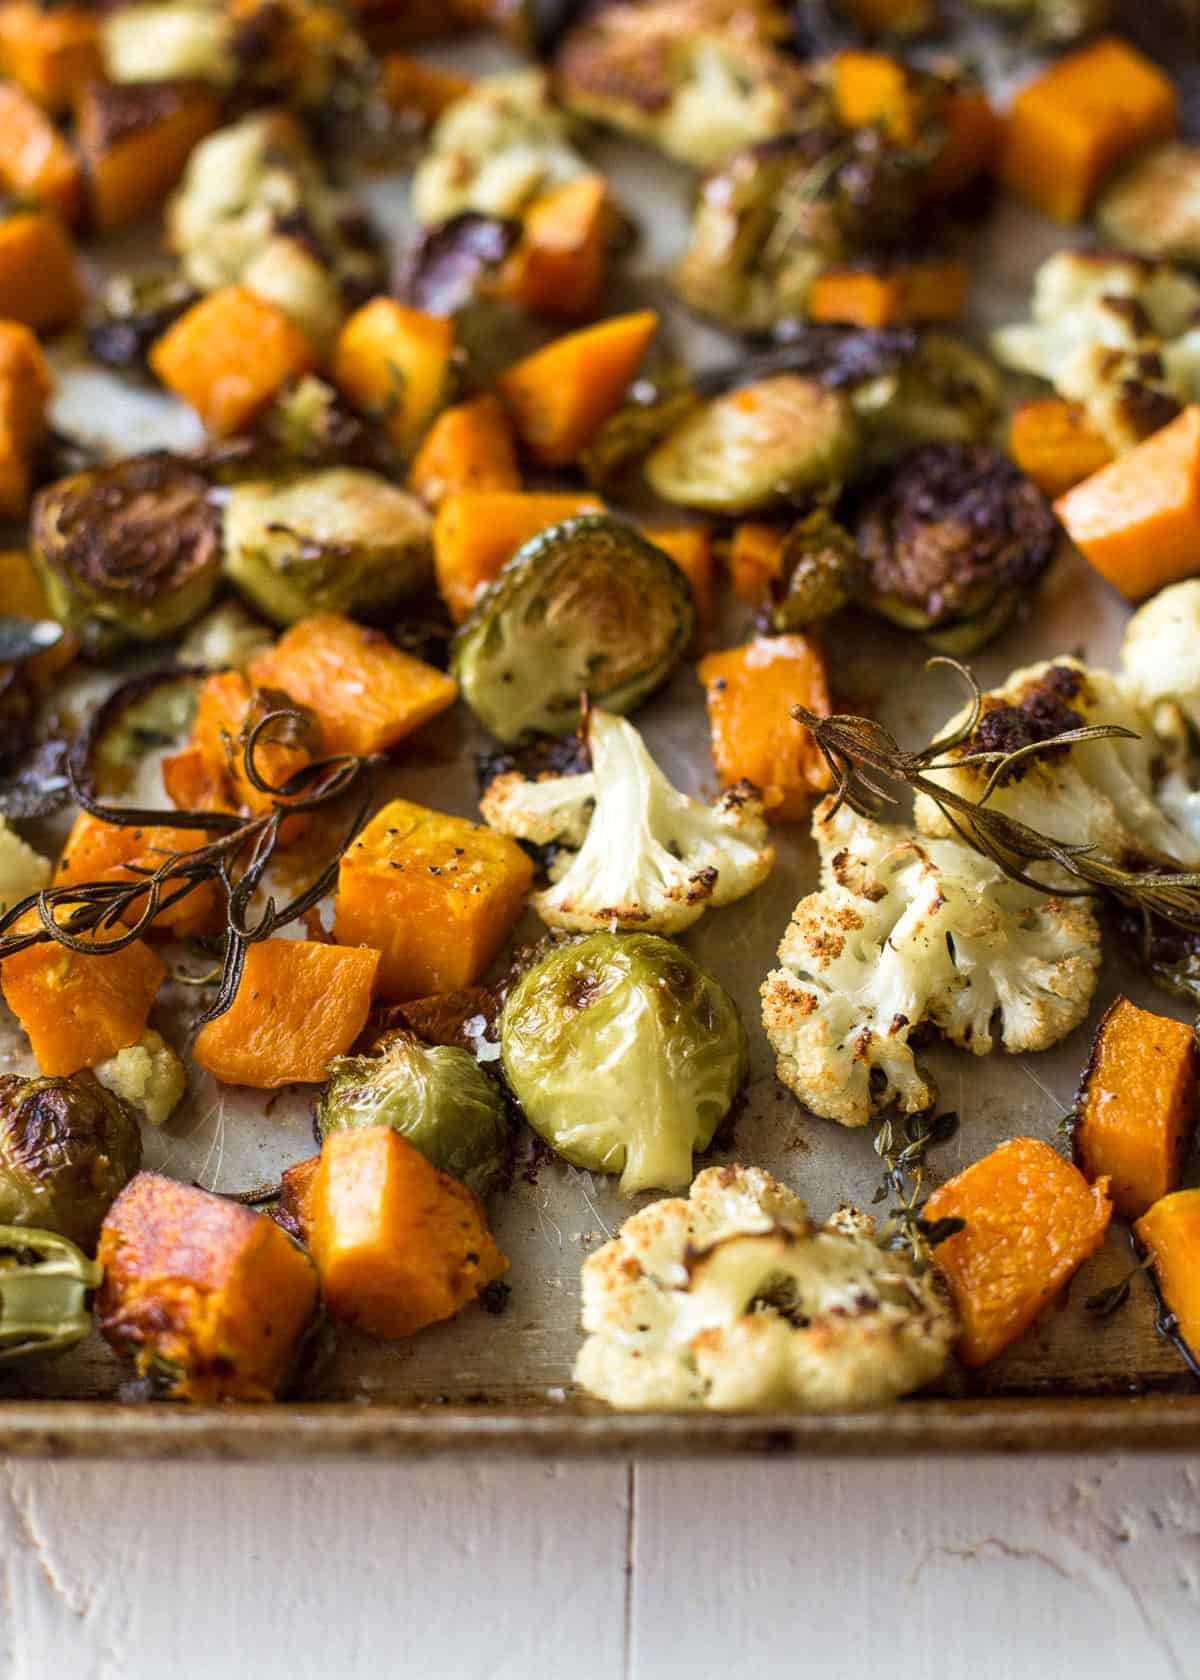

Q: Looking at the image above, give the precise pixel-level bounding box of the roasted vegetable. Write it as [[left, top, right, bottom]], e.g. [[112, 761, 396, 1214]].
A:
[[0, 324, 52, 520], [1053, 407, 1200, 601], [999, 36, 1177, 223], [0, 1069, 141, 1251], [574, 1165, 955, 1411], [852, 330, 1001, 465], [318, 1030, 508, 1197], [503, 172, 614, 321], [1135, 1189, 1200, 1367], [100, 0, 237, 86], [578, 376, 698, 494], [0, 80, 83, 221], [93, 1029, 186, 1129], [31, 455, 221, 656], [177, 599, 274, 673], [922, 1138, 1113, 1367], [75, 77, 221, 235], [433, 488, 603, 623], [0, 814, 49, 913], [501, 931, 747, 1195], [333, 796, 533, 1001], [86, 265, 199, 371], [761, 798, 1101, 1127], [1006, 397, 1113, 501], [645, 523, 714, 631], [726, 519, 786, 603], [481, 707, 774, 933], [0, 210, 83, 333], [807, 258, 967, 329], [0, 2, 101, 112], [332, 297, 455, 457], [498, 310, 659, 467], [0, 1225, 100, 1364], [1098, 143, 1200, 266], [1073, 996, 1197, 1221], [408, 393, 521, 509], [192, 939, 380, 1088], [96, 1172, 319, 1401], [451, 514, 692, 741], [247, 612, 458, 757], [646, 374, 858, 514], [54, 811, 222, 939], [850, 441, 1060, 651], [150, 285, 319, 436], [697, 635, 832, 820], [290, 1125, 507, 1338], [223, 468, 434, 626], [173, 668, 319, 840], [380, 50, 472, 130]]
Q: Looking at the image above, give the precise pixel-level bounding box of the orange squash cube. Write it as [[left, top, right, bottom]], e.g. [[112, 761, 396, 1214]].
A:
[[332, 297, 454, 456], [54, 811, 222, 939], [301, 1126, 507, 1337], [726, 521, 787, 604], [0, 2, 100, 111], [832, 50, 920, 143], [433, 488, 604, 622], [75, 79, 221, 235], [0, 548, 75, 680], [379, 51, 471, 127], [185, 668, 319, 844], [1074, 996, 1197, 1220], [922, 1137, 1112, 1367], [96, 1173, 319, 1402], [643, 524, 714, 629], [0, 81, 82, 221], [1135, 1189, 1200, 1365], [0, 912, 165, 1076], [149, 286, 318, 437], [248, 612, 458, 757], [408, 392, 521, 509], [0, 321, 53, 520], [497, 309, 658, 466], [807, 258, 967, 328], [0, 209, 82, 334], [192, 939, 380, 1088], [1007, 397, 1113, 500], [698, 636, 833, 820], [334, 796, 533, 1001], [503, 173, 612, 320], [924, 86, 999, 198]]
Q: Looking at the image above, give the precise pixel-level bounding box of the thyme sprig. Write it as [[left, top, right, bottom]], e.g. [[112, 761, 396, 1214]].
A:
[[0, 698, 383, 1025], [874, 1108, 962, 1261], [792, 658, 1200, 935]]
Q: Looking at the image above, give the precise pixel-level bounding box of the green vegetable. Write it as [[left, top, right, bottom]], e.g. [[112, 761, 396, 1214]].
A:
[[318, 1030, 509, 1198], [452, 514, 692, 742], [31, 456, 222, 657], [770, 508, 857, 630], [645, 374, 859, 513], [853, 332, 1000, 469], [0, 1226, 101, 1365], [0, 1071, 143, 1252], [222, 467, 434, 626], [500, 932, 747, 1195]]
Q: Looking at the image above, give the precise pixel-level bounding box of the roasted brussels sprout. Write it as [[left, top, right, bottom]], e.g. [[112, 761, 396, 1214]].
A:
[[1097, 144, 1200, 266], [177, 600, 275, 673], [500, 932, 747, 1195], [86, 668, 201, 797], [0, 1071, 143, 1252], [452, 515, 692, 742], [223, 467, 434, 625], [318, 1030, 509, 1198], [645, 374, 858, 513], [0, 1227, 101, 1366], [577, 374, 699, 492], [852, 331, 1001, 467], [965, 0, 1108, 42], [851, 442, 1060, 651], [770, 508, 858, 629], [86, 266, 199, 372], [31, 456, 222, 656]]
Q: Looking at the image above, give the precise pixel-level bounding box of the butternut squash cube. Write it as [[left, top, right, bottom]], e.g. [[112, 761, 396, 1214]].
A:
[[1007, 396, 1113, 500], [0, 209, 82, 334], [192, 939, 380, 1088], [832, 50, 921, 144], [1074, 996, 1197, 1220], [922, 1136, 1112, 1367], [0, 2, 101, 112], [334, 796, 533, 1001], [55, 811, 222, 939], [503, 173, 612, 320], [497, 309, 658, 466], [183, 668, 319, 845], [807, 258, 967, 328], [408, 392, 521, 509], [0, 548, 75, 681], [698, 635, 833, 821], [248, 612, 458, 757], [300, 1126, 507, 1337], [0, 911, 165, 1077], [643, 524, 713, 630], [75, 78, 221, 235], [726, 521, 786, 604], [149, 285, 318, 437], [96, 1172, 319, 1402], [379, 51, 471, 127], [1135, 1189, 1200, 1366], [0, 81, 82, 221], [433, 488, 604, 622], [332, 297, 455, 456], [0, 326, 53, 521]]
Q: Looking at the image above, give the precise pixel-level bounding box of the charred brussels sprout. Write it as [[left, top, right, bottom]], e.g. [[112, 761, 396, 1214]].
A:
[[645, 374, 858, 513], [223, 467, 434, 626], [0, 1072, 142, 1252], [452, 515, 692, 742], [318, 1031, 509, 1198], [31, 456, 222, 657], [500, 932, 747, 1195], [0, 1227, 101, 1365], [771, 508, 858, 630]]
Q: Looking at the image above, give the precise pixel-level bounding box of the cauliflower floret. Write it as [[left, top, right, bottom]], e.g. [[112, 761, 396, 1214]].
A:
[[0, 818, 50, 915], [102, 0, 236, 86], [411, 70, 589, 226], [92, 1029, 186, 1127], [1120, 578, 1200, 736], [992, 249, 1200, 453], [574, 1164, 956, 1411], [480, 708, 774, 934], [761, 799, 1100, 1127], [915, 656, 1200, 869]]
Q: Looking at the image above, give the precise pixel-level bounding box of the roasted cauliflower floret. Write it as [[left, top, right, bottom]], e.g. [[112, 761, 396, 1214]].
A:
[[554, 0, 819, 170], [0, 818, 49, 915], [992, 249, 1200, 454], [915, 656, 1200, 869], [574, 1164, 956, 1411], [761, 799, 1100, 1127], [480, 707, 774, 934], [93, 1030, 187, 1128], [102, 0, 236, 86], [1098, 143, 1200, 267], [1120, 578, 1200, 737], [411, 70, 588, 225]]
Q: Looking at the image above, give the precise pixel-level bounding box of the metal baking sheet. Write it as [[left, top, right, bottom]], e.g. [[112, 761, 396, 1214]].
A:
[[1, 27, 1197, 1454]]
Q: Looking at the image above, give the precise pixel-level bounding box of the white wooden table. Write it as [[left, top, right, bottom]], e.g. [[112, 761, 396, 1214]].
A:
[[2, 1454, 1195, 1676]]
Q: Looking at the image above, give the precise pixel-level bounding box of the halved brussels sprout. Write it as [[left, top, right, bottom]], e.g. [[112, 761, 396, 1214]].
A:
[[318, 1030, 509, 1198], [223, 467, 434, 625], [31, 456, 222, 657], [577, 376, 699, 492], [646, 373, 858, 514], [452, 515, 692, 742], [0, 1071, 143, 1253], [0, 1227, 102, 1366], [87, 668, 202, 797], [1097, 143, 1200, 266], [500, 932, 746, 1195], [770, 508, 857, 631], [852, 331, 1001, 468]]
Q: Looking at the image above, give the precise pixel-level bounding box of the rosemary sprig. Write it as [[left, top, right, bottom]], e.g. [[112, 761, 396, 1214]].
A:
[[793, 658, 1200, 936], [0, 699, 383, 1025]]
